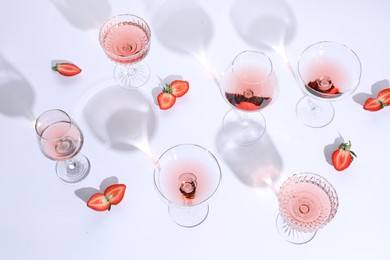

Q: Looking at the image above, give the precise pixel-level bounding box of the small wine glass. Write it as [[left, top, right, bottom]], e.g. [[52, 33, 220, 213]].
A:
[[276, 172, 339, 244], [154, 144, 222, 228], [296, 41, 362, 127], [99, 14, 151, 89], [220, 50, 278, 145], [35, 109, 90, 183]]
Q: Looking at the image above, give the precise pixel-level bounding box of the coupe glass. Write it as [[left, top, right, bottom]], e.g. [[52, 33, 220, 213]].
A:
[[35, 109, 90, 183], [99, 14, 151, 89], [276, 172, 339, 244], [220, 50, 278, 145], [296, 41, 362, 127], [154, 144, 222, 228]]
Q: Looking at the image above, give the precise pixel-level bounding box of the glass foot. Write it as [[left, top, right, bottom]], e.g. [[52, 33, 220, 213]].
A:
[[296, 96, 334, 128], [168, 204, 209, 228], [114, 61, 150, 89], [56, 153, 90, 183], [276, 214, 316, 245], [222, 109, 266, 145]]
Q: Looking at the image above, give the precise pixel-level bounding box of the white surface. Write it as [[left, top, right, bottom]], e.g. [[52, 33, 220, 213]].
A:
[[1, 0, 389, 259]]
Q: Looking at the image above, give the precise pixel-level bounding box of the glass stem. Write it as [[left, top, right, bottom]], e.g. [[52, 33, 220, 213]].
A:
[[66, 159, 77, 173]]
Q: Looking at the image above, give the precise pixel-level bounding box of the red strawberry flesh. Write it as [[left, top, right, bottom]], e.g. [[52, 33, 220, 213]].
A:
[[157, 92, 176, 110], [377, 88, 390, 106], [363, 97, 383, 111], [170, 80, 189, 97], [104, 184, 126, 205], [52, 62, 82, 76], [87, 193, 110, 211]]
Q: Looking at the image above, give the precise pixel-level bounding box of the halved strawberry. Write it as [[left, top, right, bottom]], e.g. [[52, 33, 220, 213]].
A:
[[52, 62, 82, 76], [87, 193, 110, 211], [363, 97, 383, 111], [377, 88, 390, 106], [331, 141, 357, 171], [157, 92, 176, 110], [104, 184, 126, 205], [170, 80, 189, 97]]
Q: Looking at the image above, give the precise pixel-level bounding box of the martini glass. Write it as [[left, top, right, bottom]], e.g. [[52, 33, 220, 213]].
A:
[[220, 50, 278, 145], [99, 14, 151, 89], [35, 109, 90, 183], [296, 41, 362, 127], [276, 172, 339, 244], [154, 144, 222, 228]]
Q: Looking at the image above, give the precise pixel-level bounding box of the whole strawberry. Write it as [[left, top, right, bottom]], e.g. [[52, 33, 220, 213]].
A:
[[331, 141, 357, 171]]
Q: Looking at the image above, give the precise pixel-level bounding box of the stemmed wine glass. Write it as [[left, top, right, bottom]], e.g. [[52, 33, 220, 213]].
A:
[[99, 14, 151, 89], [220, 50, 278, 145], [296, 41, 362, 127], [276, 172, 339, 244], [154, 144, 222, 228], [35, 109, 90, 183]]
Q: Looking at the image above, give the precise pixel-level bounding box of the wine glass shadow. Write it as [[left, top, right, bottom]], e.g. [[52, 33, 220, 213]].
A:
[[352, 79, 389, 106], [49, 0, 111, 30], [150, 0, 214, 58], [216, 127, 283, 194], [0, 54, 35, 121], [82, 84, 157, 161], [230, 0, 296, 66], [74, 176, 118, 203]]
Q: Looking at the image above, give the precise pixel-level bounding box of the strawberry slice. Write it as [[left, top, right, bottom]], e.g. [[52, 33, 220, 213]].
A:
[[331, 141, 357, 171], [377, 88, 390, 106], [363, 97, 383, 111], [170, 80, 189, 97], [157, 92, 176, 110], [52, 62, 82, 76], [104, 184, 126, 205], [87, 193, 110, 211]]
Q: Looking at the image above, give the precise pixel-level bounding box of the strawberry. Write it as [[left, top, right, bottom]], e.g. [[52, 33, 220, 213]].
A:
[[363, 97, 383, 111], [52, 62, 82, 76], [331, 141, 357, 171], [157, 92, 176, 110], [170, 80, 189, 97], [377, 88, 390, 106], [87, 184, 126, 211], [157, 80, 189, 110]]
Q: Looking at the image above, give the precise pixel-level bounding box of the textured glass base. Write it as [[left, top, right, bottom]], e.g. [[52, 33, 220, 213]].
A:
[[168, 205, 209, 228], [56, 153, 90, 183], [296, 96, 334, 128], [114, 61, 150, 89], [276, 214, 316, 245], [222, 109, 266, 145]]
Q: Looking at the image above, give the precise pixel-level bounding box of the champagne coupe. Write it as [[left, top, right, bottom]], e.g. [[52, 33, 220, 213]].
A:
[[35, 109, 90, 183], [276, 172, 339, 244], [296, 41, 362, 127], [154, 144, 222, 228], [99, 14, 151, 89], [220, 50, 278, 145]]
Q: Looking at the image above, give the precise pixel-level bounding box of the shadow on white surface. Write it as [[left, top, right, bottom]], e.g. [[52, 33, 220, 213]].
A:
[[352, 79, 389, 106], [82, 85, 157, 158], [323, 134, 345, 166], [75, 176, 119, 203], [0, 54, 36, 121], [151, 0, 214, 57], [50, 0, 111, 30], [230, 0, 296, 58], [216, 127, 283, 192]]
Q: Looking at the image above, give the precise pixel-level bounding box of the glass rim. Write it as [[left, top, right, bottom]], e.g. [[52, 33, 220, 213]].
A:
[[231, 50, 274, 85], [153, 143, 222, 207], [35, 109, 72, 141], [98, 13, 151, 61]]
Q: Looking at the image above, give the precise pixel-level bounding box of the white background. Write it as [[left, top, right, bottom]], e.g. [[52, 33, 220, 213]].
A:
[[0, 0, 389, 259]]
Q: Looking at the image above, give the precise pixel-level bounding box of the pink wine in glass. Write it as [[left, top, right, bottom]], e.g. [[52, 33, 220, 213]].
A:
[[278, 173, 339, 234], [39, 121, 83, 161], [223, 66, 276, 111], [101, 21, 150, 64]]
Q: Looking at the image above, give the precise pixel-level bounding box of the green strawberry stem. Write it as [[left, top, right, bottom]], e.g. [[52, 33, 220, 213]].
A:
[[339, 141, 357, 158], [51, 64, 58, 71]]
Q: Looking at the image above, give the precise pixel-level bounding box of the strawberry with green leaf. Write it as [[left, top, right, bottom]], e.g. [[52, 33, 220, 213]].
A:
[[87, 184, 126, 211], [331, 141, 357, 171], [363, 88, 390, 111], [157, 80, 189, 110]]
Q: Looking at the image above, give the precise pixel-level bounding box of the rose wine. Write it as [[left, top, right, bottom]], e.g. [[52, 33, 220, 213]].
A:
[[157, 159, 218, 206], [101, 21, 150, 64], [301, 59, 350, 99], [39, 121, 83, 161], [223, 66, 276, 111], [278, 175, 338, 233]]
